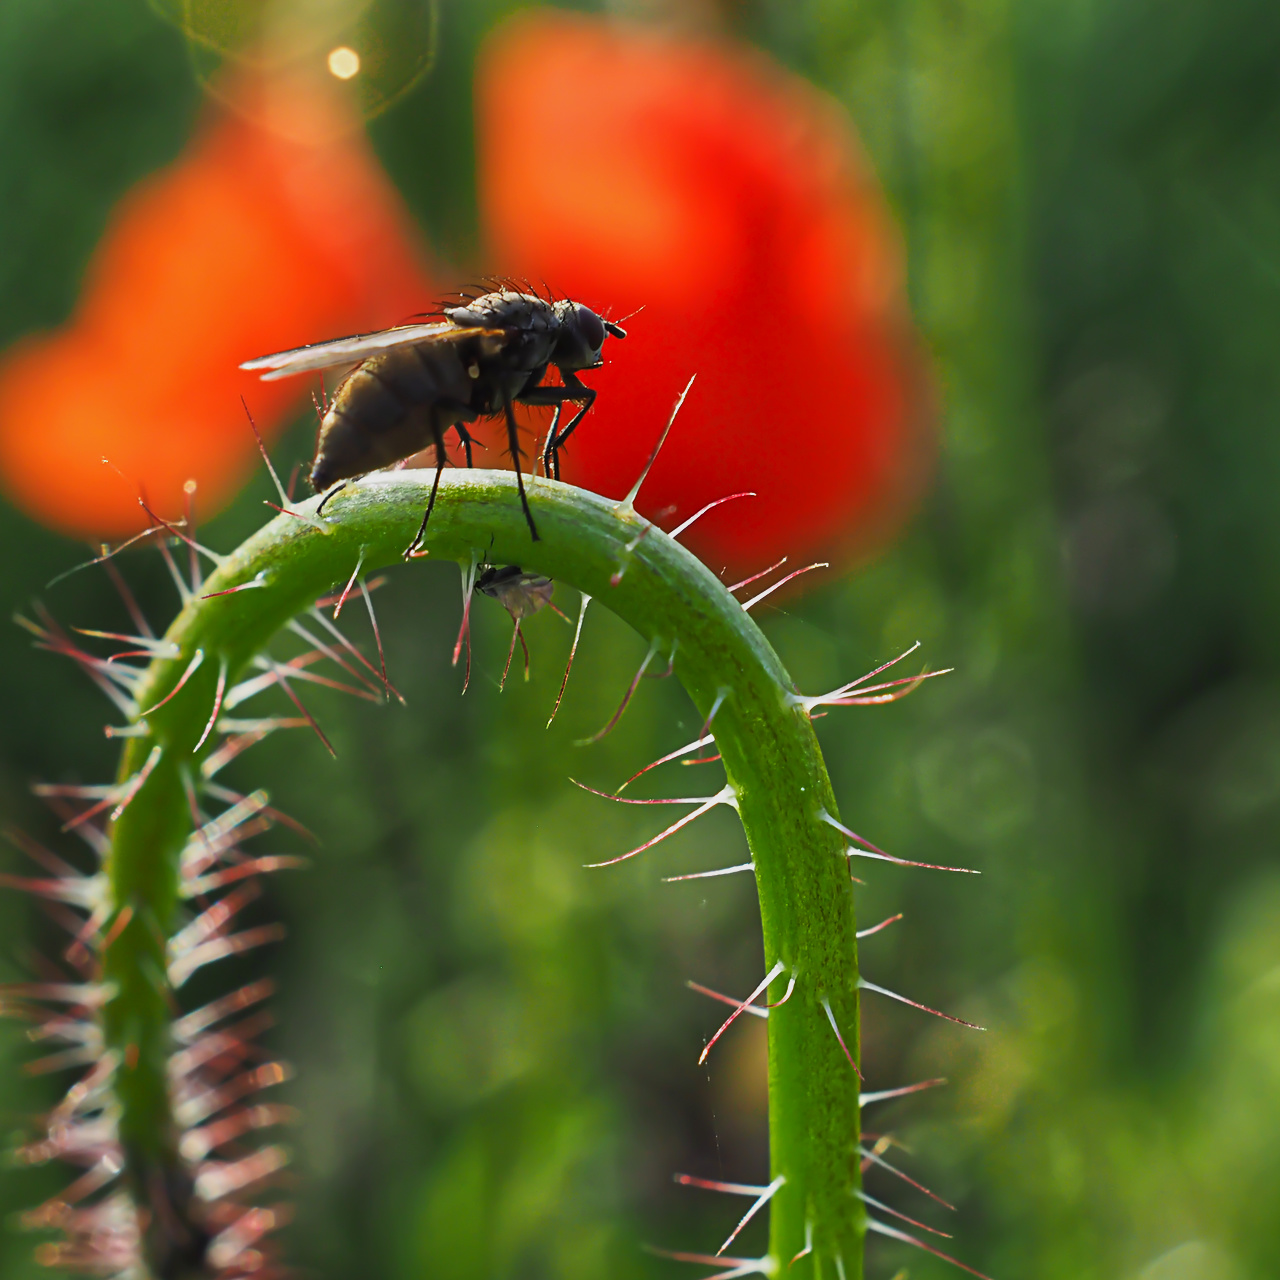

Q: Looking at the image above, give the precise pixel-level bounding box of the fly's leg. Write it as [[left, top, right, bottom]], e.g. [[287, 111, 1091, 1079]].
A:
[[315, 480, 352, 518], [545, 373, 596, 480], [540, 404, 564, 479], [546, 392, 594, 481], [519, 373, 595, 482], [501, 392, 539, 541], [405, 421, 450, 559], [454, 422, 477, 469]]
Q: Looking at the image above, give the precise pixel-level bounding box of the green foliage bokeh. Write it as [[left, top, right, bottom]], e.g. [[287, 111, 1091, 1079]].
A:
[[3, 1, 1280, 1278]]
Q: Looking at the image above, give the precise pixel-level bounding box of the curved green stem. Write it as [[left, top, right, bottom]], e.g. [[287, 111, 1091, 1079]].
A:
[[107, 469, 862, 1276]]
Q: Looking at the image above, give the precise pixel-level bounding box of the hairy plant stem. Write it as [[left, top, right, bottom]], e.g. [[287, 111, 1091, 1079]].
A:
[[108, 469, 862, 1276]]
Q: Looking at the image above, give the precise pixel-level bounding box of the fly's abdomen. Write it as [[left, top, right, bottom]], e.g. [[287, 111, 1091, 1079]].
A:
[[310, 344, 473, 490]]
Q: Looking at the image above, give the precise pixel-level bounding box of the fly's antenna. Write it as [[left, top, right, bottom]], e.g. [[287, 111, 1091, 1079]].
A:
[[611, 302, 646, 327]]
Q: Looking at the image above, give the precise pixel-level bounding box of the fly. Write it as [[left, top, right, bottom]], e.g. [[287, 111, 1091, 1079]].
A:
[[475, 564, 561, 691], [475, 564, 557, 619], [240, 289, 626, 553]]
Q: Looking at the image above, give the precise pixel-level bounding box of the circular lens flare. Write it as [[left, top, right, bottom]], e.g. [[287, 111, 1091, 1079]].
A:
[[327, 45, 360, 79], [148, 0, 435, 120]]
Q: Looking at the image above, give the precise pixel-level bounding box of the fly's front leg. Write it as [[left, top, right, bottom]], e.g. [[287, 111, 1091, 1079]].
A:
[[541, 404, 564, 478], [519, 373, 595, 482]]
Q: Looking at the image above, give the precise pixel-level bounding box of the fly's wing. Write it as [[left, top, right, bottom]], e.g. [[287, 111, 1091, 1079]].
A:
[[240, 323, 509, 382], [477, 568, 555, 621]]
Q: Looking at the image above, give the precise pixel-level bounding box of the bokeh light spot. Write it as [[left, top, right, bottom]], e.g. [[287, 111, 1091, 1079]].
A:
[[327, 46, 360, 80]]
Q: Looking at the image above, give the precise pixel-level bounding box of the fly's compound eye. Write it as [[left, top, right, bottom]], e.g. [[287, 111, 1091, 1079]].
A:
[[572, 304, 606, 359]]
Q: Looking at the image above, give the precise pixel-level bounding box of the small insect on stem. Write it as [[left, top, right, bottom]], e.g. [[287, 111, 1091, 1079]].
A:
[[239, 289, 626, 553], [473, 564, 560, 690]]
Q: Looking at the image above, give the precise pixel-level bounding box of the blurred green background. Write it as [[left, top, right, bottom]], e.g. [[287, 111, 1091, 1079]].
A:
[[3, 1, 1280, 1278]]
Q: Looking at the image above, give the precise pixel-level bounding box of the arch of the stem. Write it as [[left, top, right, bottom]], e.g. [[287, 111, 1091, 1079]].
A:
[[111, 470, 862, 1275]]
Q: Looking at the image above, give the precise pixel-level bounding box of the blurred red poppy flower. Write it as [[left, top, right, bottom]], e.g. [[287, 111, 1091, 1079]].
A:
[[0, 74, 431, 539], [2, 14, 928, 583], [476, 11, 931, 579]]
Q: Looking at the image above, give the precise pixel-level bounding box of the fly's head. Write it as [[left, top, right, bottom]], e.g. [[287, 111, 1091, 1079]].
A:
[[551, 301, 626, 372]]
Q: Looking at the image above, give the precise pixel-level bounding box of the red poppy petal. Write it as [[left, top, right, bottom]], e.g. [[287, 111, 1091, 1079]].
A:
[[477, 13, 932, 579], [0, 74, 432, 538]]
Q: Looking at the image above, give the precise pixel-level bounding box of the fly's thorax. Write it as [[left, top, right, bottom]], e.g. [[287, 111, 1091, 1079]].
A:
[[444, 294, 562, 382], [445, 290, 557, 333]]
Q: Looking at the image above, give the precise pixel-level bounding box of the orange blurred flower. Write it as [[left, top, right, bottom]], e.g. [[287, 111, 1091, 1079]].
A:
[[476, 11, 931, 578], [0, 74, 431, 538], [1, 14, 928, 582]]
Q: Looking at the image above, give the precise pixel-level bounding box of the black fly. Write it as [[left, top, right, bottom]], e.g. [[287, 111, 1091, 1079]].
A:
[[240, 289, 626, 553], [475, 564, 559, 691], [475, 564, 556, 618]]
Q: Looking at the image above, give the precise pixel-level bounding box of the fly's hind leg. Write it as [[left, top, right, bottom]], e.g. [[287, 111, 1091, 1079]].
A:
[[454, 422, 478, 469], [501, 392, 539, 541], [404, 420, 450, 559]]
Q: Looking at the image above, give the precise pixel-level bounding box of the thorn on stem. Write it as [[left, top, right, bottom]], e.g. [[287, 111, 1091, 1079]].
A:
[[333, 548, 366, 618], [193, 658, 228, 754], [268, 667, 336, 758], [498, 620, 530, 692], [453, 554, 480, 694], [358, 579, 395, 700], [821, 996, 863, 1080], [728, 557, 788, 595], [620, 374, 696, 511], [716, 1175, 785, 1255], [686, 980, 769, 1019], [859, 1144, 956, 1210], [202, 573, 268, 600], [865, 1218, 995, 1279], [860, 1078, 948, 1108], [242, 397, 290, 509], [583, 786, 736, 868], [675, 1174, 772, 1196], [618, 729, 716, 792], [740, 563, 828, 612], [547, 592, 590, 727], [138, 649, 205, 718], [859, 978, 986, 1030], [788, 1223, 814, 1270], [698, 961, 786, 1065], [820, 811, 979, 875], [643, 1246, 775, 1280], [668, 492, 756, 541], [664, 862, 754, 883], [857, 913, 904, 939], [577, 637, 658, 744]]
